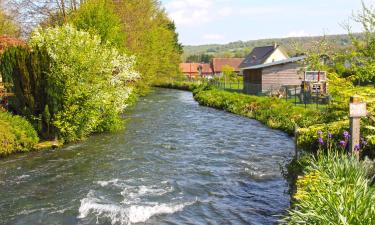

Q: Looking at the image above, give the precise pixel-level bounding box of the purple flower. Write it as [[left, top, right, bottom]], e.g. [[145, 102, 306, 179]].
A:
[[317, 130, 323, 136], [318, 137, 324, 145], [339, 140, 346, 147], [343, 131, 350, 139], [361, 138, 368, 147], [327, 133, 333, 139], [354, 144, 360, 152]]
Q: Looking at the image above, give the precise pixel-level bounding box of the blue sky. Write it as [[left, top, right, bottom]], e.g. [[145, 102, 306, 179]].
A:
[[160, 0, 372, 45]]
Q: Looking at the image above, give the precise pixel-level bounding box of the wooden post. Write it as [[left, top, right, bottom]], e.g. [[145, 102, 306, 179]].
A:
[[285, 87, 288, 102], [294, 125, 299, 159], [349, 96, 366, 154], [316, 87, 318, 109]]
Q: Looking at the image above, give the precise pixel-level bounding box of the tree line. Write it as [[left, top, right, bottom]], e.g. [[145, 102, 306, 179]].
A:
[[0, 0, 183, 144], [1, 0, 182, 89]]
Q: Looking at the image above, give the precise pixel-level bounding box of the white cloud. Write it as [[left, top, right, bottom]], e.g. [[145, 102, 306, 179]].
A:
[[165, 0, 239, 27], [285, 30, 311, 37], [165, 0, 214, 26], [218, 7, 233, 17], [165, 1, 285, 27]]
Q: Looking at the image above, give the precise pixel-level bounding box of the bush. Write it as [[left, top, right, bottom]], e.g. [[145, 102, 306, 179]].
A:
[[193, 88, 324, 135], [283, 153, 375, 224], [0, 111, 39, 156], [154, 80, 203, 92], [29, 24, 139, 142], [0, 46, 51, 136]]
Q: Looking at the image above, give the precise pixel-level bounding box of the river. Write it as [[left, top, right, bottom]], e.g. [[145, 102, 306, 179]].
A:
[[0, 88, 294, 225]]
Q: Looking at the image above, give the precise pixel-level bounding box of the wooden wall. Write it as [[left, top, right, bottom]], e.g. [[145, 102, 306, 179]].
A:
[[261, 62, 303, 92], [243, 69, 262, 94]]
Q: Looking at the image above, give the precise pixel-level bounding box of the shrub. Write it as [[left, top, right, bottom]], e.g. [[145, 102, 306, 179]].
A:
[[283, 153, 375, 224], [0, 111, 39, 156], [0, 46, 51, 136], [153, 80, 201, 91], [193, 88, 324, 135], [29, 24, 139, 142]]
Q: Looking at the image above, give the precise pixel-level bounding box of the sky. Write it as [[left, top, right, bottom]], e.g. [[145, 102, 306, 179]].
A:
[[160, 0, 373, 46]]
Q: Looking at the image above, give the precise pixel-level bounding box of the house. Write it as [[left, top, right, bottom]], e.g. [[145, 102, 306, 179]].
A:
[[211, 58, 245, 76], [239, 44, 306, 94], [179, 63, 212, 79]]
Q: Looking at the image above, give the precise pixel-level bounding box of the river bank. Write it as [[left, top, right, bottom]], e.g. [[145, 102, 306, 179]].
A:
[[156, 81, 375, 155], [155, 82, 375, 223]]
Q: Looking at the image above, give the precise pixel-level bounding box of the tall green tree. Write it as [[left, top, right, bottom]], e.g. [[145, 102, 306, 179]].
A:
[[69, 0, 125, 49], [113, 0, 183, 92]]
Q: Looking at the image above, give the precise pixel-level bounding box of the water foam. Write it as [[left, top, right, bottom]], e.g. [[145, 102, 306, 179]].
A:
[[97, 179, 120, 187], [78, 195, 129, 225], [127, 203, 187, 223], [121, 185, 174, 201], [78, 190, 193, 225]]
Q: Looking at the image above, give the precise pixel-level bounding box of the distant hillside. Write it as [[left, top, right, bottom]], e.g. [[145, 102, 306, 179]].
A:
[[183, 33, 359, 61]]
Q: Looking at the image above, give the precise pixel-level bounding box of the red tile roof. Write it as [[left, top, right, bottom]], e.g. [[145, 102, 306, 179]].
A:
[[179, 63, 212, 74], [0, 35, 27, 53], [212, 58, 245, 73]]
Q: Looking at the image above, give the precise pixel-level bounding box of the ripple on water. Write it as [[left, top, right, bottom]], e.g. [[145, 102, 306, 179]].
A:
[[78, 189, 195, 225], [0, 89, 293, 225]]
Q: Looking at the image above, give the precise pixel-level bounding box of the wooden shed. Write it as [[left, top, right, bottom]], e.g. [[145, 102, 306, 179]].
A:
[[241, 56, 306, 94]]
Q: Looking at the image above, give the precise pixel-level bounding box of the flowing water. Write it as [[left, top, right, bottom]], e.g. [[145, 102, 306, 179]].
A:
[[0, 88, 294, 225]]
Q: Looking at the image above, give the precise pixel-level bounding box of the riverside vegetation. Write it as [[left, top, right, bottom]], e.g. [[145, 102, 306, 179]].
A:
[[0, 0, 182, 156], [157, 73, 375, 224], [156, 3, 375, 223]]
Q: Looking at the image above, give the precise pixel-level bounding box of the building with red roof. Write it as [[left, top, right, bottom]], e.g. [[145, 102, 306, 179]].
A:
[[211, 58, 245, 76], [179, 63, 212, 79]]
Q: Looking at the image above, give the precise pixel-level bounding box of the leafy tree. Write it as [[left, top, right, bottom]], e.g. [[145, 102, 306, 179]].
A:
[[346, 1, 375, 84], [113, 0, 182, 92], [186, 54, 213, 63], [222, 65, 238, 82], [0, 8, 20, 36], [69, 0, 125, 49], [293, 37, 332, 71], [28, 24, 139, 141]]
